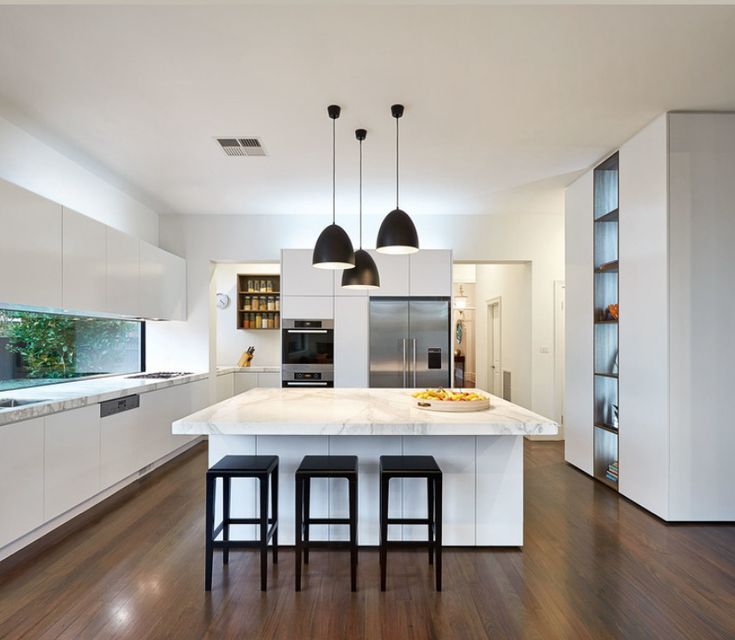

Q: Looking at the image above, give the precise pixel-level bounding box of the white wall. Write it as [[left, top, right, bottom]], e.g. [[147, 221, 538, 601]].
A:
[[473, 264, 532, 410], [0, 114, 159, 244], [214, 262, 281, 367], [150, 211, 563, 420]]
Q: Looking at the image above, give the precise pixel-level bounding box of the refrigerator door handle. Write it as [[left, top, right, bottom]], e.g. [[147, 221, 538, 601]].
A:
[[402, 338, 408, 388], [412, 338, 417, 388]]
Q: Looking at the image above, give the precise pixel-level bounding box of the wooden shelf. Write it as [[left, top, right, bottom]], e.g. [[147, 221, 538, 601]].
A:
[[239, 291, 280, 295], [595, 208, 619, 223], [237, 273, 280, 331], [595, 473, 619, 489], [594, 319, 618, 325], [594, 372, 618, 379], [594, 422, 619, 435], [241, 309, 280, 313]]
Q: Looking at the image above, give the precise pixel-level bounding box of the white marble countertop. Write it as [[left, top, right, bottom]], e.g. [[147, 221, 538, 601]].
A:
[[217, 365, 281, 375], [0, 371, 210, 426], [173, 387, 558, 436]]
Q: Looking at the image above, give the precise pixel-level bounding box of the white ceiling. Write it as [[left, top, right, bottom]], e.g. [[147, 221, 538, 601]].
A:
[[1, 4, 735, 217]]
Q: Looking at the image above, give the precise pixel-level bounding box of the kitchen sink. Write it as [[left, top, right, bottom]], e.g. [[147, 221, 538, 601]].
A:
[[0, 398, 51, 409]]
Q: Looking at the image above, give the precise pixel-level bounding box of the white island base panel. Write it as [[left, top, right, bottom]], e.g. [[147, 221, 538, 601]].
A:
[[208, 433, 523, 547]]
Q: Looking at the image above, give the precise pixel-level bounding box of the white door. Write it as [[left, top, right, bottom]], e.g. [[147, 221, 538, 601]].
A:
[[487, 299, 502, 395]]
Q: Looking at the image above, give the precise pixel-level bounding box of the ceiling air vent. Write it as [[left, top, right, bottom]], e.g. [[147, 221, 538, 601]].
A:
[[216, 137, 266, 157]]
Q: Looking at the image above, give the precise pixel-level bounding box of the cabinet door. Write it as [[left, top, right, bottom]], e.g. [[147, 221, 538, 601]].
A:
[[100, 406, 141, 487], [140, 242, 187, 320], [281, 295, 333, 320], [0, 179, 62, 308], [0, 417, 44, 548], [367, 251, 409, 296], [256, 372, 281, 388], [281, 249, 334, 296], [189, 378, 211, 413], [44, 405, 101, 521], [334, 296, 368, 387], [409, 249, 452, 297], [62, 208, 107, 313], [216, 373, 235, 402], [106, 227, 140, 317], [234, 372, 259, 394]]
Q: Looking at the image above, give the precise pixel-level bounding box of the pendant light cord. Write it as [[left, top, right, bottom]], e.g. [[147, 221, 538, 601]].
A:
[[395, 115, 400, 209], [332, 117, 336, 225], [359, 137, 363, 248]]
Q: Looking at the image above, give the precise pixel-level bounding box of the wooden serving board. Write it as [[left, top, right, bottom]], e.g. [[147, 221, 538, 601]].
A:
[[413, 397, 491, 412]]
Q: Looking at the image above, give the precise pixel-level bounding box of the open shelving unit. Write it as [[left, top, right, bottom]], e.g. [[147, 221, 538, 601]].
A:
[[237, 274, 281, 331], [592, 152, 619, 490]]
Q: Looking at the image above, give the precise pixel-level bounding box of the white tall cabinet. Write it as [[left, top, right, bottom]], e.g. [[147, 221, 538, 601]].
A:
[[565, 112, 735, 521]]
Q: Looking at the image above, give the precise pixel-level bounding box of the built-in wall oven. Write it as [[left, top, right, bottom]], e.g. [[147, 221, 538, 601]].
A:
[[281, 319, 334, 387]]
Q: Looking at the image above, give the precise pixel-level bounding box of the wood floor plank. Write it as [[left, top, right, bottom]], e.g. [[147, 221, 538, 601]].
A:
[[0, 441, 733, 640]]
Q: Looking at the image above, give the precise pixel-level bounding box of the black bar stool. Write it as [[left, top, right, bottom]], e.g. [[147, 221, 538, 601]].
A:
[[379, 455, 443, 592], [295, 455, 358, 592], [205, 455, 279, 592]]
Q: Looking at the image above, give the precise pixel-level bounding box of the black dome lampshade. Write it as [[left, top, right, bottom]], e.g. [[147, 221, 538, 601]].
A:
[[313, 104, 356, 270], [376, 104, 419, 255], [342, 128, 381, 290]]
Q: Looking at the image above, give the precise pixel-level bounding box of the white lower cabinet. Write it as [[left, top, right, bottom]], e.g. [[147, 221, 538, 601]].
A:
[[139, 384, 191, 466], [257, 372, 281, 388], [0, 417, 45, 549], [100, 402, 141, 488], [189, 378, 211, 413], [234, 372, 258, 395], [216, 373, 235, 402], [44, 405, 101, 521]]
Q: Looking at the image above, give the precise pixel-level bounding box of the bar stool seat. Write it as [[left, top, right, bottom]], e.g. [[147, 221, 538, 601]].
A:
[[205, 454, 279, 592], [380, 455, 443, 592], [295, 455, 358, 592]]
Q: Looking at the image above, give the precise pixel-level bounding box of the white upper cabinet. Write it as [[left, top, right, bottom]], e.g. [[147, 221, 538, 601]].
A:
[[409, 250, 452, 297], [367, 251, 409, 296], [0, 179, 62, 309], [281, 295, 333, 320], [140, 241, 187, 320], [106, 227, 140, 317], [62, 208, 107, 313], [282, 249, 334, 296]]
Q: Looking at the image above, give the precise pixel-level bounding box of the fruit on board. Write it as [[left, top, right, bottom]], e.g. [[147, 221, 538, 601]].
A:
[[411, 389, 485, 402]]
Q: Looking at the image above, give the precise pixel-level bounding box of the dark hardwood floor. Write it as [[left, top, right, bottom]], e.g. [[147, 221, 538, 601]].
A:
[[1, 441, 733, 640]]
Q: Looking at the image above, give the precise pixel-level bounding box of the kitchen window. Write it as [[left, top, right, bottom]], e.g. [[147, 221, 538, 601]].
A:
[[0, 308, 144, 391]]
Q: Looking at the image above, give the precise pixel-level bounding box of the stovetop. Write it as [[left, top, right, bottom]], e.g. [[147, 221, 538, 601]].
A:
[[127, 371, 194, 380]]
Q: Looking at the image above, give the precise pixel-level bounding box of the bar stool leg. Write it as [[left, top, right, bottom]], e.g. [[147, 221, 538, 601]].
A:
[[380, 475, 389, 592], [205, 475, 216, 591], [271, 465, 279, 564], [349, 476, 358, 592], [259, 474, 269, 591], [435, 475, 443, 592], [295, 475, 303, 592], [427, 477, 435, 566], [303, 477, 311, 565], [222, 476, 231, 565]]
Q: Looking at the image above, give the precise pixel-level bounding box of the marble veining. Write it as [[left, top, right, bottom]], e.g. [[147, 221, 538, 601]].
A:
[[173, 387, 558, 436], [0, 371, 210, 426]]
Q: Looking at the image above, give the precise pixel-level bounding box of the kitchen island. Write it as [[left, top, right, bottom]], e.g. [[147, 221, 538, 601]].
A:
[[173, 388, 557, 546]]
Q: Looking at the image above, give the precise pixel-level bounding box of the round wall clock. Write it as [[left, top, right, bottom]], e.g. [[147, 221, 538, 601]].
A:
[[216, 293, 230, 309]]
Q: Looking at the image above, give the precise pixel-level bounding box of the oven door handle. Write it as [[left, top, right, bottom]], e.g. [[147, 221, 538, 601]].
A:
[[284, 381, 330, 386], [286, 329, 329, 334]]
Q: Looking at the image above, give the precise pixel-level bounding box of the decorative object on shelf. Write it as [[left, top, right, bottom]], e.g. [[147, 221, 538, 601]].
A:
[[611, 403, 619, 429], [607, 303, 619, 320], [611, 351, 619, 375], [216, 293, 230, 310], [313, 105, 356, 270], [238, 346, 255, 368], [376, 104, 419, 255], [605, 460, 619, 483], [597, 259, 619, 273], [342, 128, 380, 289], [455, 318, 463, 344]]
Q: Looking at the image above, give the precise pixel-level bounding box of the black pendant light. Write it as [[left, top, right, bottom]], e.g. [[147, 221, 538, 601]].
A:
[[342, 129, 380, 290], [376, 104, 419, 254], [313, 105, 356, 270]]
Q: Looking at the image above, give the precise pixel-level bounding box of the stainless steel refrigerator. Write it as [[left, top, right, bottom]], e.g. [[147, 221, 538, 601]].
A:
[[369, 298, 451, 389]]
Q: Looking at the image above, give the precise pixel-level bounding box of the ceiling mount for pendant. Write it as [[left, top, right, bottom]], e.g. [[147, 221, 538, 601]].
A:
[[376, 103, 419, 255], [313, 104, 356, 270], [342, 128, 380, 290]]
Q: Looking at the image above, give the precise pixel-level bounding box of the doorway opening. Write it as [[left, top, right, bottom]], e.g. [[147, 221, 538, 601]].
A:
[[486, 297, 502, 396]]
